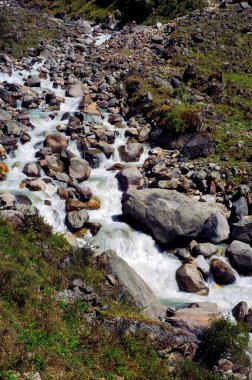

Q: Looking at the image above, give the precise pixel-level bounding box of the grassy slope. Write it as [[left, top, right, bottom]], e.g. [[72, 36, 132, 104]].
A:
[[0, 216, 168, 380], [0, 217, 233, 380], [24, 0, 206, 23], [123, 7, 252, 167], [0, 7, 61, 57]]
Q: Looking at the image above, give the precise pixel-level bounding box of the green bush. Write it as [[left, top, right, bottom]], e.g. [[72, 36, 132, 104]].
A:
[[156, 106, 201, 135], [195, 317, 249, 369], [176, 360, 235, 380]]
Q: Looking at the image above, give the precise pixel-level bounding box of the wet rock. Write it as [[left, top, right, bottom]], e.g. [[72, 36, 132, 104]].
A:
[[27, 179, 46, 191], [44, 133, 68, 153], [167, 303, 222, 337], [97, 141, 115, 158], [25, 75, 41, 87], [55, 172, 70, 182], [66, 84, 83, 97], [66, 209, 89, 231], [23, 162, 41, 178], [20, 131, 31, 143], [232, 301, 248, 322], [232, 216, 252, 243], [118, 143, 144, 162], [194, 255, 210, 277], [175, 248, 192, 261], [227, 240, 252, 274], [194, 242, 217, 258], [83, 149, 100, 169], [94, 249, 166, 320], [57, 187, 70, 200], [122, 189, 230, 244], [176, 263, 209, 295], [65, 198, 100, 212], [68, 181, 93, 202], [16, 194, 32, 206], [39, 155, 65, 175], [69, 157, 91, 182], [0, 191, 16, 206], [116, 165, 145, 192], [210, 258, 236, 285]]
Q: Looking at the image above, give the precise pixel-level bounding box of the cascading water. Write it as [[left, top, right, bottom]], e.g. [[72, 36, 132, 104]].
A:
[[0, 42, 252, 342]]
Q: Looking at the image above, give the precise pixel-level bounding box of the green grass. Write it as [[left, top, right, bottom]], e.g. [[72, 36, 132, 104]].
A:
[[0, 8, 61, 57], [0, 217, 237, 379]]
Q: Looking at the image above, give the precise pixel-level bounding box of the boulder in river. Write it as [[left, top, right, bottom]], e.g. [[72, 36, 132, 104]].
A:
[[97, 141, 115, 158], [39, 155, 65, 175], [44, 133, 68, 153], [232, 301, 248, 322], [25, 75, 41, 87], [66, 209, 89, 231], [176, 263, 209, 295], [66, 84, 83, 97], [23, 162, 41, 178], [122, 189, 230, 244], [118, 143, 144, 162], [69, 157, 91, 182], [116, 165, 145, 192], [27, 179, 46, 192], [210, 258, 236, 285], [227, 240, 252, 274]]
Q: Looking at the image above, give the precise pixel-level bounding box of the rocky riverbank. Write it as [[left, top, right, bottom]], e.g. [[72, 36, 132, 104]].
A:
[[0, 0, 252, 378]]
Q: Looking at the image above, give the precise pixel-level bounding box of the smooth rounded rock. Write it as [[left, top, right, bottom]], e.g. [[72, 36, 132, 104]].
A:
[[66, 209, 89, 231], [176, 263, 209, 296], [210, 258, 236, 285]]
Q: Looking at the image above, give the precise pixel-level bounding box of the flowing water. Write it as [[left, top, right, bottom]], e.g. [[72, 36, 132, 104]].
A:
[[0, 44, 252, 331]]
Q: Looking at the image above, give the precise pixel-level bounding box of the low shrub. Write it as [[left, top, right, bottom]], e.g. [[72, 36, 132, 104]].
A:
[[195, 316, 250, 369]]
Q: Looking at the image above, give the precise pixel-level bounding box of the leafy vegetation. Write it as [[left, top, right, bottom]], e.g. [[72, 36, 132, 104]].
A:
[[24, 0, 206, 23], [195, 317, 250, 369]]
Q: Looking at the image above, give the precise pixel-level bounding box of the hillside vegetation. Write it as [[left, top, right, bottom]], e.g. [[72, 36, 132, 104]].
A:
[[24, 0, 206, 23]]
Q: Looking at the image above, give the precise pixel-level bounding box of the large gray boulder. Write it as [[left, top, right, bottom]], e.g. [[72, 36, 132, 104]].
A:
[[176, 263, 209, 296], [122, 189, 230, 244], [94, 249, 166, 320], [227, 240, 252, 274], [232, 216, 252, 244]]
